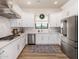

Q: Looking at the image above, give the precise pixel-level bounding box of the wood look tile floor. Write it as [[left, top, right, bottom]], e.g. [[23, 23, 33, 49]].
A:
[[17, 45, 69, 59]]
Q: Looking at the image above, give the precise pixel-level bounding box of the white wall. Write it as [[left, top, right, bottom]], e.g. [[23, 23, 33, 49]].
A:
[[0, 16, 12, 38]]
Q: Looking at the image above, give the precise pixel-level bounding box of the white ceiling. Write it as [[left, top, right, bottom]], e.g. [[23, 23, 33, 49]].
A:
[[16, 0, 69, 9]]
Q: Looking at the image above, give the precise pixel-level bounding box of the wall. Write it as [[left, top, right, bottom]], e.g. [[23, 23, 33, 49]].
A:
[[0, 16, 12, 38]]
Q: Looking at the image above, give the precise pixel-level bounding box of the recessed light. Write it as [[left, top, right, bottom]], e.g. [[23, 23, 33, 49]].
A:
[[27, 1, 31, 5], [54, 1, 58, 5]]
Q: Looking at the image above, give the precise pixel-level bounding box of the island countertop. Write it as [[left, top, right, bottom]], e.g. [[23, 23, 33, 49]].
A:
[[0, 33, 25, 50]]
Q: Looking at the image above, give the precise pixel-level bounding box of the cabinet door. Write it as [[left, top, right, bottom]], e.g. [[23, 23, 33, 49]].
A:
[[36, 34, 42, 44], [10, 19, 17, 27], [18, 35, 26, 53], [0, 49, 9, 59], [16, 19, 22, 27], [10, 13, 34, 27], [49, 14, 61, 27], [22, 13, 34, 27], [36, 33, 60, 45], [49, 32, 60, 44], [10, 19, 22, 27], [41, 34, 49, 44], [1, 42, 17, 59], [49, 19, 60, 27], [36, 34, 49, 44]]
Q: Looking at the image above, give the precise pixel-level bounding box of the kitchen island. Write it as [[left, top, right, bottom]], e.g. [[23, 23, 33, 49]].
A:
[[0, 33, 26, 59]]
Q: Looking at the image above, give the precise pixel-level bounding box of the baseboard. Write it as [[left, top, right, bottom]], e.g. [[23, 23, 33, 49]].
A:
[[26, 44, 60, 46]]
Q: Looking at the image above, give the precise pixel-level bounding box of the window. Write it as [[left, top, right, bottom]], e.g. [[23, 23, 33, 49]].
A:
[[35, 22, 48, 29], [35, 14, 48, 29], [42, 22, 48, 29], [35, 22, 41, 29]]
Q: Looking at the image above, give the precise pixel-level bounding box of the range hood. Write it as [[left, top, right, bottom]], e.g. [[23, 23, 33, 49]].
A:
[[0, 0, 21, 19], [0, 8, 21, 19]]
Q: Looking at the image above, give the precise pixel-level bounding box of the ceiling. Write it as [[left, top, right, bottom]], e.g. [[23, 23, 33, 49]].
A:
[[16, 0, 69, 9]]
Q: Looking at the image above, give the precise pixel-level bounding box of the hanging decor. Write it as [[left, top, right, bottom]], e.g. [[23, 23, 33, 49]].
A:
[[39, 14, 45, 19]]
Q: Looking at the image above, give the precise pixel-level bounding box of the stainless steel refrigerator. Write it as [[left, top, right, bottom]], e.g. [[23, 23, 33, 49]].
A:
[[67, 16, 78, 42], [61, 15, 78, 59], [67, 16, 78, 59]]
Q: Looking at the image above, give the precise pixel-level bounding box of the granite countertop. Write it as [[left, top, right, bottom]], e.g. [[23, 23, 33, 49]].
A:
[[0, 33, 25, 50]]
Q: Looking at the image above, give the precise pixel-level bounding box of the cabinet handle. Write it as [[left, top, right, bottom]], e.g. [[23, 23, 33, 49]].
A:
[[17, 45, 20, 50]]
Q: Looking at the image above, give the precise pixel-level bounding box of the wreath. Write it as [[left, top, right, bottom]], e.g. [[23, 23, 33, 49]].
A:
[[39, 14, 45, 19]]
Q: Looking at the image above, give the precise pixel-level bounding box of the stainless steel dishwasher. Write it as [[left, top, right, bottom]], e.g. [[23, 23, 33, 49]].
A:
[[28, 34, 36, 45]]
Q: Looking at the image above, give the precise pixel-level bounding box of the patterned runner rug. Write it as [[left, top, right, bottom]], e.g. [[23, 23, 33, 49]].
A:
[[28, 45, 61, 53]]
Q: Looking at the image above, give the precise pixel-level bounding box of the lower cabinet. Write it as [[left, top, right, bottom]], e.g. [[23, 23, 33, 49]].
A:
[[36, 34, 49, 44], [0, 34, 26, 59], [36, 33, 60, 45], [18, 35, 26, 55], [0, 41, 18, 59]]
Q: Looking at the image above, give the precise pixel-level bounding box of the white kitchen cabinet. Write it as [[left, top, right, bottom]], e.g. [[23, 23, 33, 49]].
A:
[[0, 34, 26, 59], [36, 32, 60, 45], [49, 32, 60, 44], [36, 34, 49, 44], [10, 19, 23, 27], [36, 34, 42, 44], [10, 13, 34, 27], [0, 46, 12, 59], [61, 0, 78, 19], [49, 13, 62, 27], [22, 13, 34, 27], [18, 34, 26, 54], [42, 34, 49, 44], [0, 41, 17, 59]]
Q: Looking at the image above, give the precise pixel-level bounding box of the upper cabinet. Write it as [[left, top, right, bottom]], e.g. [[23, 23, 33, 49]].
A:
[[61, 0, 78, 19], [10, 13, 34, 27], [49, 13, 62, 27], [22, 13, 34, 27]]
